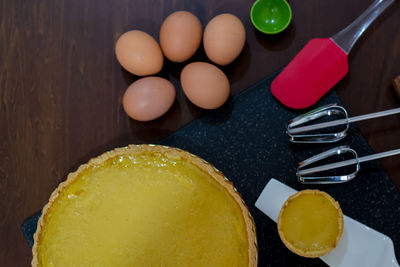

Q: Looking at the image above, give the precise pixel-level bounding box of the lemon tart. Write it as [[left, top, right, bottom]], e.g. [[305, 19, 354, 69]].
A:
[[277, 189, 343, 258], [32, 145, 257, 266]]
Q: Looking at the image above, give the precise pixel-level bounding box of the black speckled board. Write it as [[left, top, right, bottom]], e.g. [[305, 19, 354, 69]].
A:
[[22, 71, 400, 266]]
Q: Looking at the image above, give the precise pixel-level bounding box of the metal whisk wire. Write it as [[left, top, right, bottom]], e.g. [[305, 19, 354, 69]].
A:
[[287, 104, 400, 143], [297, 146, 400, 184]]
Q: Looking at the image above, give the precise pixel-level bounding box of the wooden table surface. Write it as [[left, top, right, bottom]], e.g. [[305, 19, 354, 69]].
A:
[[1, 0, 399, 265]]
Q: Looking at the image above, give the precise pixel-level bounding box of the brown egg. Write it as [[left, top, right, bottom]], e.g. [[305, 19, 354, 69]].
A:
[[180, 62, 230, 109], [203, 14, 246, 66], [160, 11, 203, 62], [122, 77, 175, 121], [115, 30, 164, 76]]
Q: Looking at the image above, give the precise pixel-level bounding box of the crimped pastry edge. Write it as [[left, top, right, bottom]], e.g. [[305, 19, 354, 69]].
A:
[[32, 144, 258, 266]]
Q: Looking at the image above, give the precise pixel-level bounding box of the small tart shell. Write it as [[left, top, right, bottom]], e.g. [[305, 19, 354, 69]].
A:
[[32, 144, 258, 266], [277, 189, 344, 258]]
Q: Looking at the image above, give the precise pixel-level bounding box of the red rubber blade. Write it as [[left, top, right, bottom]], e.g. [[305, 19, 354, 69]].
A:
[[271, 38, 349, 109]]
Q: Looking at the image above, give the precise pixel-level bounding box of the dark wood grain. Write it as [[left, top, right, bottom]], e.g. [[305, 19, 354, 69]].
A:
[[1, 0, 399, 265]]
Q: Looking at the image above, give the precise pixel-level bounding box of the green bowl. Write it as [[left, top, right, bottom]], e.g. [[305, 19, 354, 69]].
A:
[[250, 0, 292, 34]]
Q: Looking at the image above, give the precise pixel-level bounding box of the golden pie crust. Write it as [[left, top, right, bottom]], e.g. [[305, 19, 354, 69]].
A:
[[277, 189, 344, 258], [32, 144, 258, 266]]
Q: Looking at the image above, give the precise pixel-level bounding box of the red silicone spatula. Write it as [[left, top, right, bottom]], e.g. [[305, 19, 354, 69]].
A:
[[271, 0, 396, 109]]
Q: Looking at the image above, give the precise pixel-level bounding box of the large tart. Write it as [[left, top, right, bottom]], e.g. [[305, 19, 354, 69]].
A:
[[32, 145, 257, 266], [277, 189, 343, 258]]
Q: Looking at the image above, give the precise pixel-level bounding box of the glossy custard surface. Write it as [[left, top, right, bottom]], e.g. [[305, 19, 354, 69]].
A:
[[279, 192, 341, 252], [37, 152, 249, 266]]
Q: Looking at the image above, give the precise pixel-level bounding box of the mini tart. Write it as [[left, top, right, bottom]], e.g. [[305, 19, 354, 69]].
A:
[[277, 189, 343, 258], [32, 145, 257, 266]]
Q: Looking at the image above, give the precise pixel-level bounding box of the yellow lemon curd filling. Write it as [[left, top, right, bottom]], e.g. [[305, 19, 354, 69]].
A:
[[36, 151, 250, 266], [278, 190, 343, 257]]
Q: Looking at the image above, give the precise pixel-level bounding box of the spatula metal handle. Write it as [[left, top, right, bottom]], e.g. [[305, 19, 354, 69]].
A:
[[332, 0, 395, 54]]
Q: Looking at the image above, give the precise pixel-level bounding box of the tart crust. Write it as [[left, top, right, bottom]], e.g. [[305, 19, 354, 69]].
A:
[[32, 144, 258, 266], [277, 189, 344, 258]]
